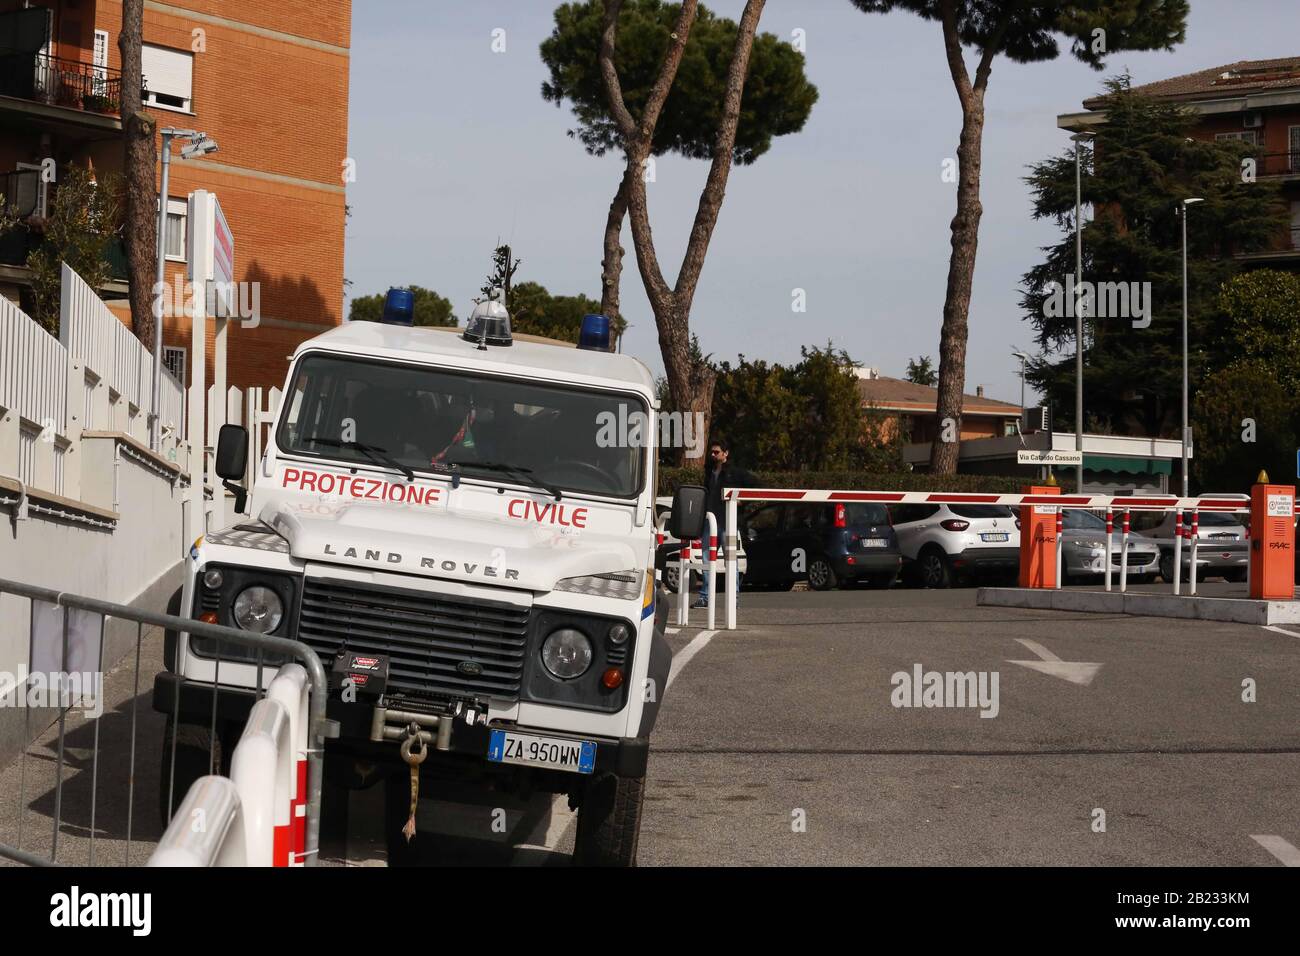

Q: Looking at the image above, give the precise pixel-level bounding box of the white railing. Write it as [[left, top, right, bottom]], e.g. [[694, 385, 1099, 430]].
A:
[[0, 265, 189, 499], [148, 664, 310, 867]]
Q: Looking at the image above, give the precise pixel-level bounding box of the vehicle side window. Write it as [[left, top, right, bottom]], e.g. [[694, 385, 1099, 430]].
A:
[[786, 504, 818, 531], [745, 505, 782, 536]]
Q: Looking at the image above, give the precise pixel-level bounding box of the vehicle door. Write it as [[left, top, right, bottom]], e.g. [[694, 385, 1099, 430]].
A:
[[740, 503, 786, 584]]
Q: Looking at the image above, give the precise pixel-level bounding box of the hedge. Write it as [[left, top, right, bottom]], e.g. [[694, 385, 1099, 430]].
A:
[[656, 468, 1076, 496]]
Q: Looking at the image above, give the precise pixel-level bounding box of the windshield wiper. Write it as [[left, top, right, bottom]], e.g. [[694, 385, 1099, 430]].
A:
[[448, 460, 562, 501], [308, 438, 414, 482]]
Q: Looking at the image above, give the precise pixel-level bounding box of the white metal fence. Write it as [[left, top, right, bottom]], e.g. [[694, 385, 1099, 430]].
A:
[[0, 265, 187, 497]]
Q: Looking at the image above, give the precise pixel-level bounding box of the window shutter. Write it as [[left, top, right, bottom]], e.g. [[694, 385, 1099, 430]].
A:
[[142, 44, 193, 110]]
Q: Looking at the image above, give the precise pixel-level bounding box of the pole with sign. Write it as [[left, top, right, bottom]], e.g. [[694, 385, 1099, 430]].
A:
[[186, 190, 234, 533]]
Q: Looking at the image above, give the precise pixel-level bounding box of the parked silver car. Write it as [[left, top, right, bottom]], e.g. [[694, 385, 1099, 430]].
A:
[[1060, 509, 1159, 584], [1144, 510, 1249, 582]]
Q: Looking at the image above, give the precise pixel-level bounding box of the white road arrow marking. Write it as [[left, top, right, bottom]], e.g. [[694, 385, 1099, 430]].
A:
[[1007, 638, 1103, 686], [1251, 835, 1300, 866]]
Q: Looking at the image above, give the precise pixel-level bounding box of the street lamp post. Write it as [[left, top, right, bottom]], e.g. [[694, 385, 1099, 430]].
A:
[[1011, 349, 1029, 411], [1071, 131, 1095, 493], [150, 129, 218, 452], [1180, 197, 1203, 498]]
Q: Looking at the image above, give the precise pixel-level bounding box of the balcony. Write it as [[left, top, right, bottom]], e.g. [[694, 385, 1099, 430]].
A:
[[1252, 151, 1300, 180], [0, 49, 123, 133]]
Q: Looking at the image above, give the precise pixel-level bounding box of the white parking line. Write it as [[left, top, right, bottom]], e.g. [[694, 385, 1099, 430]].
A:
[[1263, 625, 1300, 640], [517, 628, 719, 865], [1250, 835, 1300, 866]]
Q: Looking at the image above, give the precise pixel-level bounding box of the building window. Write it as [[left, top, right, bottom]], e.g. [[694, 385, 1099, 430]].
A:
[[1214, 130, 1259, 146], [163, 346, 187, 385], [1290, 126, 1300, 173], [92, 29, 110, 92], [142, 43, 194, 112], [163, 197, 187, 261], [1291, 201, 1300, 251]]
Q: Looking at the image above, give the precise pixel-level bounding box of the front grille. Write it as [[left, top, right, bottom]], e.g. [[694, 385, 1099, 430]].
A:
[[298, 577, 531, 702], [1111, 552, 1156, 567]]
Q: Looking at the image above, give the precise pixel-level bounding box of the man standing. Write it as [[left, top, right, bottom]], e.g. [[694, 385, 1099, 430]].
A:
[[694, 439, 756, 608]]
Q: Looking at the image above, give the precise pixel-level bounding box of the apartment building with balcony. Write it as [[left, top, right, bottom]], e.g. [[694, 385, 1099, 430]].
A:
[[1058, 56, 1300, 269], [0, 0, 352, 392]]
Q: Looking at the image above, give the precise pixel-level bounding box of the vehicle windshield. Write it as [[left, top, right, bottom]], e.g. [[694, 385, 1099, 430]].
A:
[[1063, 509, 1106, 531], [277, 353, 648, 498], [1197, 512, 1242, 526]]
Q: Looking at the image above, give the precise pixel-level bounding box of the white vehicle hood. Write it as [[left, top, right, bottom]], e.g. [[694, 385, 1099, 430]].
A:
[[254, 463, 644, 593]]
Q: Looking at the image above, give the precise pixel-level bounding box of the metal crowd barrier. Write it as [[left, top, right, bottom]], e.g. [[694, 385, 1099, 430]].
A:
[[0, 576, 330, 867]]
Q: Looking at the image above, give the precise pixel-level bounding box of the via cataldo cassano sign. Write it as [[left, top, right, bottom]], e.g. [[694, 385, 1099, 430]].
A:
[[1017, 449, 1083, 466]]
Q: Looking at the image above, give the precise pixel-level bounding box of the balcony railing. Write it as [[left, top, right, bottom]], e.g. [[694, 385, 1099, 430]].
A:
[[0, 49, 122, 116], [1250, 151, 1300, 177]]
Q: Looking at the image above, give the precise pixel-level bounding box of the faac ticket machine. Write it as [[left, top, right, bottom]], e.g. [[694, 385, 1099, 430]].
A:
[[1249, 473, 1295, 600], [1019, 484, 1060, 589]]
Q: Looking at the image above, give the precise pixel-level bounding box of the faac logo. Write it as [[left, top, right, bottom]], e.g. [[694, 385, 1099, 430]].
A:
[[507, 498, 588, 528]]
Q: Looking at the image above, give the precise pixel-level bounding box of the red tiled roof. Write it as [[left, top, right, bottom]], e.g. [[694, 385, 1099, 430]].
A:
[[1083, 56, 1300, 108], [857, 376, 1020, 416]]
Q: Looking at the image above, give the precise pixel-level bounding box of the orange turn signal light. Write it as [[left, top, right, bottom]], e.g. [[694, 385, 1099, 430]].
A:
[[601, 667, 624, 690], [199, 612, 219, 624]]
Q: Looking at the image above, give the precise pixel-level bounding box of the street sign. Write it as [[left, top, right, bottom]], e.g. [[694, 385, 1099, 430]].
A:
[[187, 189, 235, 316], [1017, 449, 1083, 466]]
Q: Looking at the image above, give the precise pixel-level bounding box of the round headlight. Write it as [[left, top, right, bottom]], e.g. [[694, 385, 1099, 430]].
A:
[[541, 628, 592, 680], [232, 586, 284, 634], [607, 622, 631, 645], [202, 568, 224, 590]]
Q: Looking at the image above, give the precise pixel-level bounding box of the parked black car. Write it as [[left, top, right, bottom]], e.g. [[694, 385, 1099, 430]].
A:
[[741, 501, 902, 590]]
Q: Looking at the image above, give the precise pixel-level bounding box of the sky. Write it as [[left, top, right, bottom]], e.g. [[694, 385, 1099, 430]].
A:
[[343, 0, 1300, 406]]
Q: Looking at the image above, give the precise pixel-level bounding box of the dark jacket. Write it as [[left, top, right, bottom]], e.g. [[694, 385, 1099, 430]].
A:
[[703, 461, 756, 533]]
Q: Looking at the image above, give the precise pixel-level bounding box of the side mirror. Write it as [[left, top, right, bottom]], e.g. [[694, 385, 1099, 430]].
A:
[[215, 424, 250, 515], [215, 424, 249, 480], [667, 484, 706, 540]]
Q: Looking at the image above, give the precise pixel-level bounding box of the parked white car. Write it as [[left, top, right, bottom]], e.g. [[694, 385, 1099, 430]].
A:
[[1059, 509, 1159, 583], [1144, 510, 1249, 582], [889, 503, 1021, 588]]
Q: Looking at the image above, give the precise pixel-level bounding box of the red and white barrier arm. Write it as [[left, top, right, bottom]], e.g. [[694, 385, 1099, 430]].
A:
[[723, 488, 1254, 513]]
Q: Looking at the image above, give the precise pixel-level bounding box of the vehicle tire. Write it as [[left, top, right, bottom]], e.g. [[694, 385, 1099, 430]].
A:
[[1159, 551, 1175, 583], [159, 719, 222, 826], [917, 548, 952, 589], [663, 564, 680, 594], [1225, 569, 1247, 583], [573, 772, 644, 867], [807, 556, 839, 591]]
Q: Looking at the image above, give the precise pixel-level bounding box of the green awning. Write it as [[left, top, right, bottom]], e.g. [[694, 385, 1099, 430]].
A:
[[1082, 455, 1173, 476]]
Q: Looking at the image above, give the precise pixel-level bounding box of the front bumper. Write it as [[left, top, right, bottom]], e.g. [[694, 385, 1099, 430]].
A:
[[1065, 547, 1159, 574], [152, 672, 650, 778]]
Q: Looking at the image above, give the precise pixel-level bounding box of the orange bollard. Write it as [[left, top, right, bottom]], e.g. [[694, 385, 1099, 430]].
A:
[[1018, 484, 1060, 588], [1249, 473, 1295, 600]]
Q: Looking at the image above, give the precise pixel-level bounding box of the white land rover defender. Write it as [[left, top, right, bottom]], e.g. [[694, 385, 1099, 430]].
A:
[[154, 292, 704, 866]]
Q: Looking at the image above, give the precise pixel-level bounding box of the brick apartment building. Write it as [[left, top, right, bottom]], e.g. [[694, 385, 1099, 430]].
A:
[[1058, 56, 1300, 269], [0, 0, 351, 392]]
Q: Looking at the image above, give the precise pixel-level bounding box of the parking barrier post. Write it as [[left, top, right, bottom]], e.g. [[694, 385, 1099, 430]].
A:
[[1120, 510, 1130, 593], [1189, 510, 1200, 596], [676, 539, 689, 626], [1173, 510, 1183, 595], [1104, 508, 1113, 592], [1054, 508, 1064, 589], [725, 493, 739, 630], [705, 513, 717, 631]]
